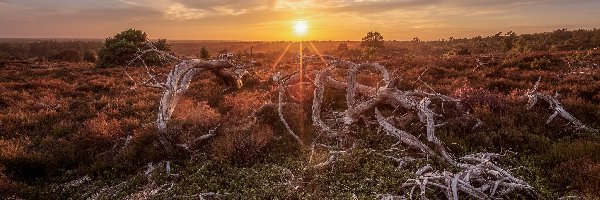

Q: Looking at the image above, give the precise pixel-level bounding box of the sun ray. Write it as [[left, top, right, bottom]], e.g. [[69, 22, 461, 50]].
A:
[[299, 41, 303, 78], [271, 42, 293, 70], [308, 41, 328, 66]]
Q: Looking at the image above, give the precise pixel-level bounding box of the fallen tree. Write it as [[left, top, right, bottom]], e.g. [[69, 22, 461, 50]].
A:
[[125, 42, 251, 152], [123, 50, 539, 198], [275, 56, 534, 199], [526, 77, 597, 133]]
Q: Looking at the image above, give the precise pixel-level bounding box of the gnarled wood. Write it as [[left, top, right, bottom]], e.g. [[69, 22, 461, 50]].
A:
[[527, 77, 597, 133]]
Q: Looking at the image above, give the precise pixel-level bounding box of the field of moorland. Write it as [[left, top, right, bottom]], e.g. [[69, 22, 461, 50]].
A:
[[1, 29, 600, 199]]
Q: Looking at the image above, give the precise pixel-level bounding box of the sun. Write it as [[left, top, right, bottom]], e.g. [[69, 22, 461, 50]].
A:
[[293, 20, 308, 36]]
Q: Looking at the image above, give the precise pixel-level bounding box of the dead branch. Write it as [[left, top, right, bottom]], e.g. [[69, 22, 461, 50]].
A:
[[526, 77, 597, 133], [375, 109, 444, 162], [401, 153, 533, 199], [125, 45, 251, 152], [155, 59, 247, 131], [280, 58, 533, 198]]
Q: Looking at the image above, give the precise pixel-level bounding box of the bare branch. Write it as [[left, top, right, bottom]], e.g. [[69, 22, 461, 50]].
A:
[[526, 77, 597, 133]]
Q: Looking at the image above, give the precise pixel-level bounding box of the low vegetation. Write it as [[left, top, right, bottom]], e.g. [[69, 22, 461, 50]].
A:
[[0, 29, 599, 199]]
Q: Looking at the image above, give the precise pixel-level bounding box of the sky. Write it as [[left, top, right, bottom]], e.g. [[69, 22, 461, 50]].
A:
[[0, 0, 599, 41]]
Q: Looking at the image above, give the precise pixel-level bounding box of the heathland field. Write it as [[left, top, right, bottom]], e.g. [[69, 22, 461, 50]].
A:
[[1, 30, 600, 199]]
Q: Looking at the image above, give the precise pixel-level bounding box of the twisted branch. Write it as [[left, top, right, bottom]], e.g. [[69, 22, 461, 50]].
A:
[[526, 77, 597, 133]]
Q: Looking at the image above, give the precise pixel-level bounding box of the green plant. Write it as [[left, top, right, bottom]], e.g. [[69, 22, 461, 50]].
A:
[[96, 29, 170, 68], [361, 31, 384, 49], [83, 50, 97, 63], [360, 47, 378, 61], [530, 57, 552, 69], [199, 46, 210, 60]]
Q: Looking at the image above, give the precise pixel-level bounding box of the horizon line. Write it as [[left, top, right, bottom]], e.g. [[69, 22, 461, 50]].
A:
[[1, 27, 598, 43]]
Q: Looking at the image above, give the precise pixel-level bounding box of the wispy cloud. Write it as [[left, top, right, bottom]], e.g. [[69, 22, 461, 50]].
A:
[[163, 3, 208, 21]]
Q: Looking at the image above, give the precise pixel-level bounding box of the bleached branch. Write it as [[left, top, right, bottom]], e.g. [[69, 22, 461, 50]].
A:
[[526, 77, 597, 133]]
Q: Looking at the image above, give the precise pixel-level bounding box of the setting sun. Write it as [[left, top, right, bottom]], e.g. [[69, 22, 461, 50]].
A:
[[293, 20, 308, 36]]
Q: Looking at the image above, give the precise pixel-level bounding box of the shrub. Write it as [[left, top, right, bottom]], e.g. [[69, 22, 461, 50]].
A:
[[530, 57, 552, 70], [361, 31, 384, 49], [454, 46, 471, 55], [485, 79, 525, 94], [96, 29, 170, 68], [212, 124, 274, 166], [336, 43, 348, 52], [360, 47, 378, 61], [551, 158, 600, 196], [199, 46, 210, 59], [302, 47, 311, 55], [83, 50, 97, 63]]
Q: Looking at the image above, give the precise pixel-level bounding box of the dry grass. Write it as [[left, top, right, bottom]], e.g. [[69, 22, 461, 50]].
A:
[[0, 39, 599, 198]]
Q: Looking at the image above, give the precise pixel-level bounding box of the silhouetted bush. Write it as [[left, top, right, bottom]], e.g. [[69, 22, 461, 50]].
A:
[[97, 29, 170, 68], [361, 31, 384, 49], [337, 43, 348, 52]]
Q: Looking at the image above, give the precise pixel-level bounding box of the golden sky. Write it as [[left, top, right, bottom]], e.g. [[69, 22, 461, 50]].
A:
[[1, 0, 599, 41]]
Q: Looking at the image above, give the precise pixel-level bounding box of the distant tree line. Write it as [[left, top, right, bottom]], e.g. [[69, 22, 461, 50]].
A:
[[2, 28, 600, 64], [423, 28, 600, 53], [0, 40, 103, 62]]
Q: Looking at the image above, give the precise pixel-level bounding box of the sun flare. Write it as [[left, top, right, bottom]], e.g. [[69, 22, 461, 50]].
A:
[[293, 20, 308, 36]]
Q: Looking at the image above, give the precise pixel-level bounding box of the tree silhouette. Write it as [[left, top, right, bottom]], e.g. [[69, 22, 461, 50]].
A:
[[97, 29, 170, 68], [336, 43, 348, 52], [361, 31, 384, 48]]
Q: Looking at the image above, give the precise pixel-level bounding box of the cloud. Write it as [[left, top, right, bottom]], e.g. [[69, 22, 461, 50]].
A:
[[163, 3, 208, 21], [213, 6, 248, 16], [172, 0, 276, 11], [116, 0, 269, 20]]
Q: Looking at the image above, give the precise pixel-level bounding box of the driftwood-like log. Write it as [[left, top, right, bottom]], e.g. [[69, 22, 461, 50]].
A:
[[526, 77, 597, 133], [154, 59, 244, 131], [292, 58, 532, 198], [126, 45, 249, 152], [398, 153, 533, 199]]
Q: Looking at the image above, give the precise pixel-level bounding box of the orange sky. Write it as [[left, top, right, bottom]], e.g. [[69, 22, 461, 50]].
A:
[[1, 0, 599, 41]]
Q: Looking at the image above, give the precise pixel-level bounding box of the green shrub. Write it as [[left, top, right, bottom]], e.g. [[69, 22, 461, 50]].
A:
[[199, 46, 210, 60], [530, 57, 552, 70], [360, 47, 378, 61], [361, 31, 384, 49], [83, 50, 97, 63], [96, 29, 170, 68]]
